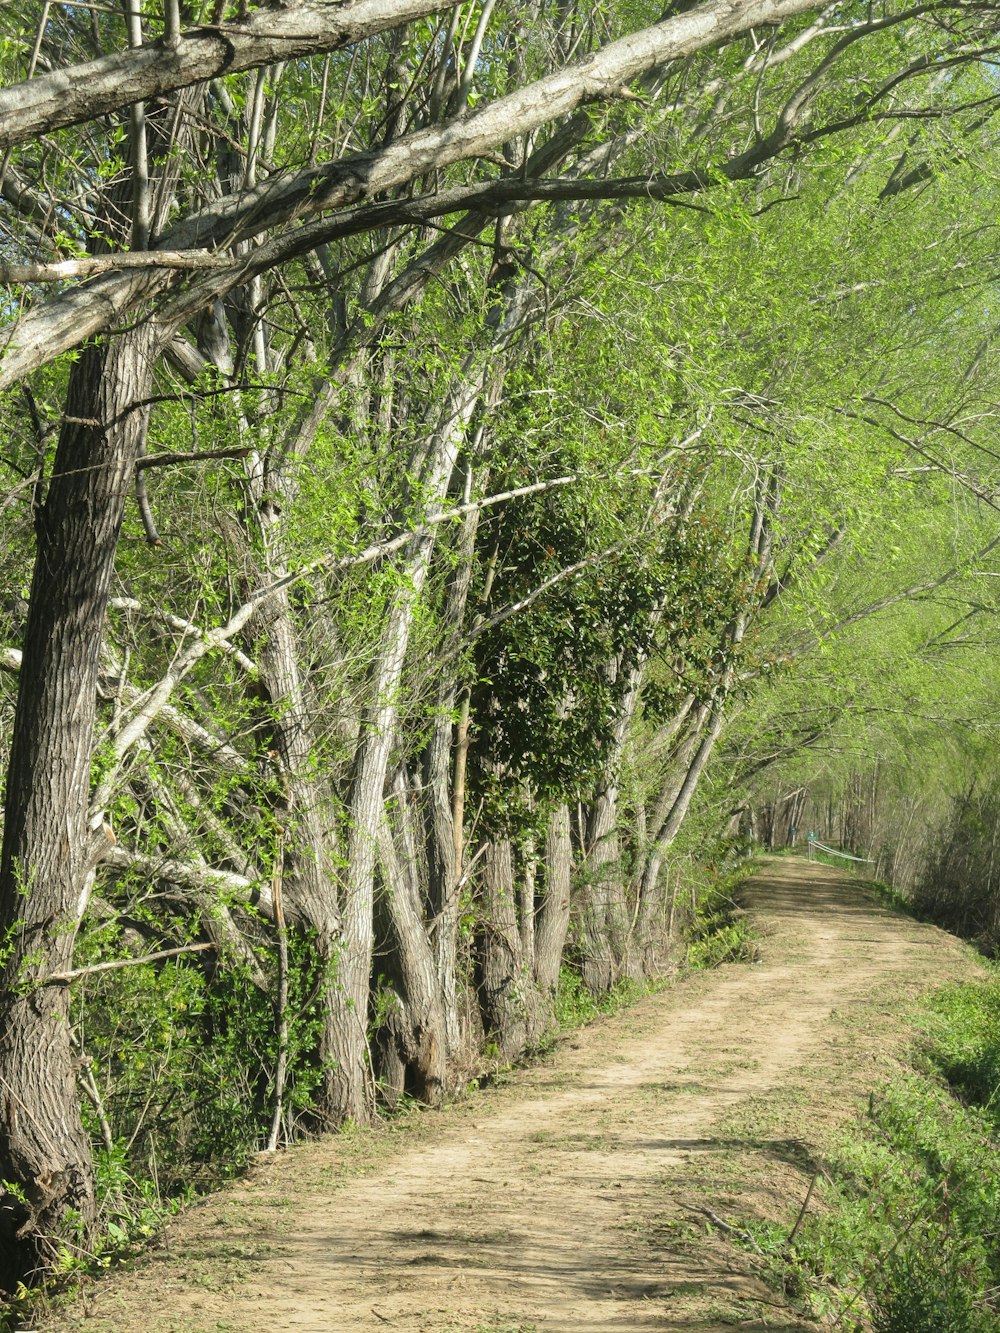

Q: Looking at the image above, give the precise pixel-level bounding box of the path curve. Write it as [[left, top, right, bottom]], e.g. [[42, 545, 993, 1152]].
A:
[[47, 857, 982, 1333]]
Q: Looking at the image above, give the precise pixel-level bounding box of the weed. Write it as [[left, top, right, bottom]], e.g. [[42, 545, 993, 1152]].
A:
[[552, 965, 647, 1031]]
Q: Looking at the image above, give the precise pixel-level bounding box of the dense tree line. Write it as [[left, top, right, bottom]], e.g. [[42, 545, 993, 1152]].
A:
[[2, 0, 1000, 1289]]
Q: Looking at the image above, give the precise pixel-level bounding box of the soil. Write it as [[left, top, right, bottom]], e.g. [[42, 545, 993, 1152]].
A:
[[36, 856, 986, 1333]]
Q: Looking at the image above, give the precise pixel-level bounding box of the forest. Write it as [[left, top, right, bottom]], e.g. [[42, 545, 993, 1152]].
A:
[[1, 0, 1000, 1298]]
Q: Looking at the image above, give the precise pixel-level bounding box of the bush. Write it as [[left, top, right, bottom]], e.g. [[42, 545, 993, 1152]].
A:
[[72, 920, 328, 1230]]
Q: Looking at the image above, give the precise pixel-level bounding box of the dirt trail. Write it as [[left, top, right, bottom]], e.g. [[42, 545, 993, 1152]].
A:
[[45, 857, 984, 1333]]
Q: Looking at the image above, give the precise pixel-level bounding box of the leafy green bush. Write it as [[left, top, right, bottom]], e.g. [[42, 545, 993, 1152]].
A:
[[72, 921, 328, 1232], [687, 917, 759, 969], [553, 965, 603, 1028]]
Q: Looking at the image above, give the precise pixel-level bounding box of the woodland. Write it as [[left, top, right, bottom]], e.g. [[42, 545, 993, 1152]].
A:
[[1, 0, 1000, 1296]]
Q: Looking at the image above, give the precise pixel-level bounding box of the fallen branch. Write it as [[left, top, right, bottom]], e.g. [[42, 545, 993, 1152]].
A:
[[787, 1172, 819, 1244], [102, 843, 272, 917], [681, 1203, 764, 1254]]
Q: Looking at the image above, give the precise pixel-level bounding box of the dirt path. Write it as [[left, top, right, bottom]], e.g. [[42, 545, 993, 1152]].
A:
[[43, 857, 984, 1333]]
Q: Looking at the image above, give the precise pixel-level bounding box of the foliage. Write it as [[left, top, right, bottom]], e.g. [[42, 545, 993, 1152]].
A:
[[684, 860, 761, 970], [469, 477, 743, 824], [552, 963, 650, 1034], [910, 784, 1000, 954], [72, 924, 328, 1202], [3, 0, 1000, 1287], [920, 982, 1000, 1121]]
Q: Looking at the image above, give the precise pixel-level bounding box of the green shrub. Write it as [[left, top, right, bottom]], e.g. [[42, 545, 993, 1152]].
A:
[[553, 965, 646, 1030], [72, 920, 328, 1233], [553, 965, 602, 1028]]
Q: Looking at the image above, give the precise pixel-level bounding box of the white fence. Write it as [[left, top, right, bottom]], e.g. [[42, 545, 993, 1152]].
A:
[[806, 836, 875, 865]]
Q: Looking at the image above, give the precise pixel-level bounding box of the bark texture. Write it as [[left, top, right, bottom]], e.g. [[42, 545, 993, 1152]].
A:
[[535, 804, 573, 1002], [0, 327, 156, 1286], [474, 838, 529, 1064]]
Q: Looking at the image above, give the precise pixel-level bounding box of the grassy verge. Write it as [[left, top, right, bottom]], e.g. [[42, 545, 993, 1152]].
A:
[[748, 973, 1000, 1332], [685, 856, 762, 970]]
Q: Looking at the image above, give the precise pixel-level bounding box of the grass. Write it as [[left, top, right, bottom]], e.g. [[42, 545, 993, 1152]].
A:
[[741, 971, 1000, 1333]]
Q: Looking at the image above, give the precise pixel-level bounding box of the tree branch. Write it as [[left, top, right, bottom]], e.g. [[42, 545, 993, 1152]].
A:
[[0, 251, 232, 283], [134, 445, 251, 470], [0, 0, 829, 389], [0, 0, 458, 151], [40, 942, 214, 986], [102, 843, 271, 915]]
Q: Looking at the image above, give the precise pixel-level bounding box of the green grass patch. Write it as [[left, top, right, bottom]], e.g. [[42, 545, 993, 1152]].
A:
[[743, 975, 1000, 1332], [868, 877, 915, 917], [918, 979, 1000, 1116]]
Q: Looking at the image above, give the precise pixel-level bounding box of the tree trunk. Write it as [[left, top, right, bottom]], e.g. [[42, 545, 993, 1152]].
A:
[[519, 835, 537, 968], [579, 666, 645, 991], [326, 587, 420, 1121], [324, 383, 479, 1120], [424, 702, 464, 1055], [375, 774, 447, 1103], [534, 803, 573, 1022], [633, 705, 709, 958], [424, 502, 482, 1060], [250, 590, 344, 1126], [474, 837, 530, 1064], [632, 468, 777, 957], [0, 327, 155, 1286]]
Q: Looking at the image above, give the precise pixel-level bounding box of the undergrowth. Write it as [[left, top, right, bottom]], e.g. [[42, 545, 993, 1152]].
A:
[[685, 858, 761, 970], [745, 973, 1000, 1332], [553, 965, 646, 1029]]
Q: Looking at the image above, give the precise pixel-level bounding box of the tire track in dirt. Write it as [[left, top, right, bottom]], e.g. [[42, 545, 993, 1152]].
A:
[[46, 857, 983, 1333]]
